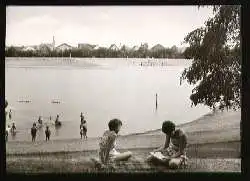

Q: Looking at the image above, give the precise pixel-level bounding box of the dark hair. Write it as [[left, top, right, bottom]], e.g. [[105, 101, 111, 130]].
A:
[[33, 123, 36, 127], [108, 119, 122, 131], [162, 120, 175, 135]]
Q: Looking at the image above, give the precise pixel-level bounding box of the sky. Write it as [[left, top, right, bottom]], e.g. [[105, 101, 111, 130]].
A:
[[6, 6, 214, 48]]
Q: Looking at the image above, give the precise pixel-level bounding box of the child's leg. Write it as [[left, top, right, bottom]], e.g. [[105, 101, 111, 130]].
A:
[[168, 158, 183, 169], [146, 151, 171, 165], [113, 151, 132, 161]]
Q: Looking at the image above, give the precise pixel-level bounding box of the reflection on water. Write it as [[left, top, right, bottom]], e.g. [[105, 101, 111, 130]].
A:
[[5, 58, 210, 141]]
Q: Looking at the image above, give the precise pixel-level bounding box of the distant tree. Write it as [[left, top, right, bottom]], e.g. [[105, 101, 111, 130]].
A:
[[180, 5, 240, 110], [6, 46, 18, 57]]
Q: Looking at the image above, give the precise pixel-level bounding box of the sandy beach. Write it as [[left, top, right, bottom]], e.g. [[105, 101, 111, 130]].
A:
[[6, 108, 241, 173]]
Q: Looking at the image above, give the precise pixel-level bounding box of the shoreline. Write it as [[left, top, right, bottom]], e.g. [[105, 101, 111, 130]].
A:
[[7, 140, 240, 158], [6, 109, 240, 155], [6, 108, 241, 172]]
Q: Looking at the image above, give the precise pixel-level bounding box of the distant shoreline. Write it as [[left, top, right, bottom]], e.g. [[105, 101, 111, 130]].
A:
[[5, 57, 192, 69]]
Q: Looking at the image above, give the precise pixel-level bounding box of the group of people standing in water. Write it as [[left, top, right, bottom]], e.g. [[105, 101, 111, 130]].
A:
[[30, 113, 88, 142], [30, 115, 59, 142], [5, 99, 88, 142]]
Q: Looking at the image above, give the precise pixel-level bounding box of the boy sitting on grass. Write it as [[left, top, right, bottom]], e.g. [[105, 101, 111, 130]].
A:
[[98, 119, 132, 167], [147, 120, 188, 169]]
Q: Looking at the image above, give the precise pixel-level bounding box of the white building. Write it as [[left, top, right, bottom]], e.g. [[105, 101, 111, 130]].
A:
[[109, 44, 119, 51], [56, 43, 73, 51], [22, 46, 36, 51], [93, 45, 99, 50]]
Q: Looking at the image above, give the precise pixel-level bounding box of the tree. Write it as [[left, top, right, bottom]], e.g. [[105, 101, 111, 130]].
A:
[[180, 5, 240, 110]]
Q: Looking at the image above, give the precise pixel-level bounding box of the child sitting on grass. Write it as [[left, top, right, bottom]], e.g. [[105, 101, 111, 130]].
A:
[[147, 120, 188, 169], [98, 119, 132, 166]]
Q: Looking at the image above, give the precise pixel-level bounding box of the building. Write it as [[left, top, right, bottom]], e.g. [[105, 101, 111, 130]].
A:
[[120, 45, 131, 52], [56, 43, 73, 52], [138, 43, 149, 51], [151, 44, 165, 52], [132, 45, 139, 51], [78, 43, 95, 50], [22, 46, 36, 51], [38, 36, 56, 51], [93, 45, 100, 50], [109, 44, 119, 51]]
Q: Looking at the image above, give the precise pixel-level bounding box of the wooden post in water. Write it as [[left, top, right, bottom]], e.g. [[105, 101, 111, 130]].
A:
[[155, 93, 158, 110]]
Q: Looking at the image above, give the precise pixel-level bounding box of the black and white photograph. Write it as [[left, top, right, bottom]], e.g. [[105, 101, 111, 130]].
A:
[[5, 5, 241, 173]]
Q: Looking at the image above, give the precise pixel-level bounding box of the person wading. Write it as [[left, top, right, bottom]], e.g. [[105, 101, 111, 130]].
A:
[[45, 126, 51, 141], [80, 112, 84, 122], [55, 114, 61, 126], [9, 109, 12, 120], [80, 119, 87, 140], [38, 116, 43, 125], [31, 123, 37, 142], [11, 123, 16, 135]]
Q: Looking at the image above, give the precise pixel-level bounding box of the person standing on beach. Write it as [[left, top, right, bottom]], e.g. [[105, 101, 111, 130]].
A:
[[31, 123, 37, 142], [99, 119, 132, 165], [45, 126, 51, 141], [146, 120, 188, 169]]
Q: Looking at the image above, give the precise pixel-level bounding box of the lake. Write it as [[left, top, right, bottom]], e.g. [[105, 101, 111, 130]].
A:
[[5, 57, 210, 141]]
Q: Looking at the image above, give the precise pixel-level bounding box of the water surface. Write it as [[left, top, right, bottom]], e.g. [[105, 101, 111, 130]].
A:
[[5, 57, 210, 141]]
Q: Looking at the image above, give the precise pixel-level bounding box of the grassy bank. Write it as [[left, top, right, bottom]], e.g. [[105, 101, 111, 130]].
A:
[[7, 145, 240, 173]]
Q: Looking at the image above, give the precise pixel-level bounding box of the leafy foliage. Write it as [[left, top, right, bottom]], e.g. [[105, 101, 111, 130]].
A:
[[180, 5, 241, 110]]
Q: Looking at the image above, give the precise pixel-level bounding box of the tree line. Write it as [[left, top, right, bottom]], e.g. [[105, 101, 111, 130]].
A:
[[5, 45, 185, 58]]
